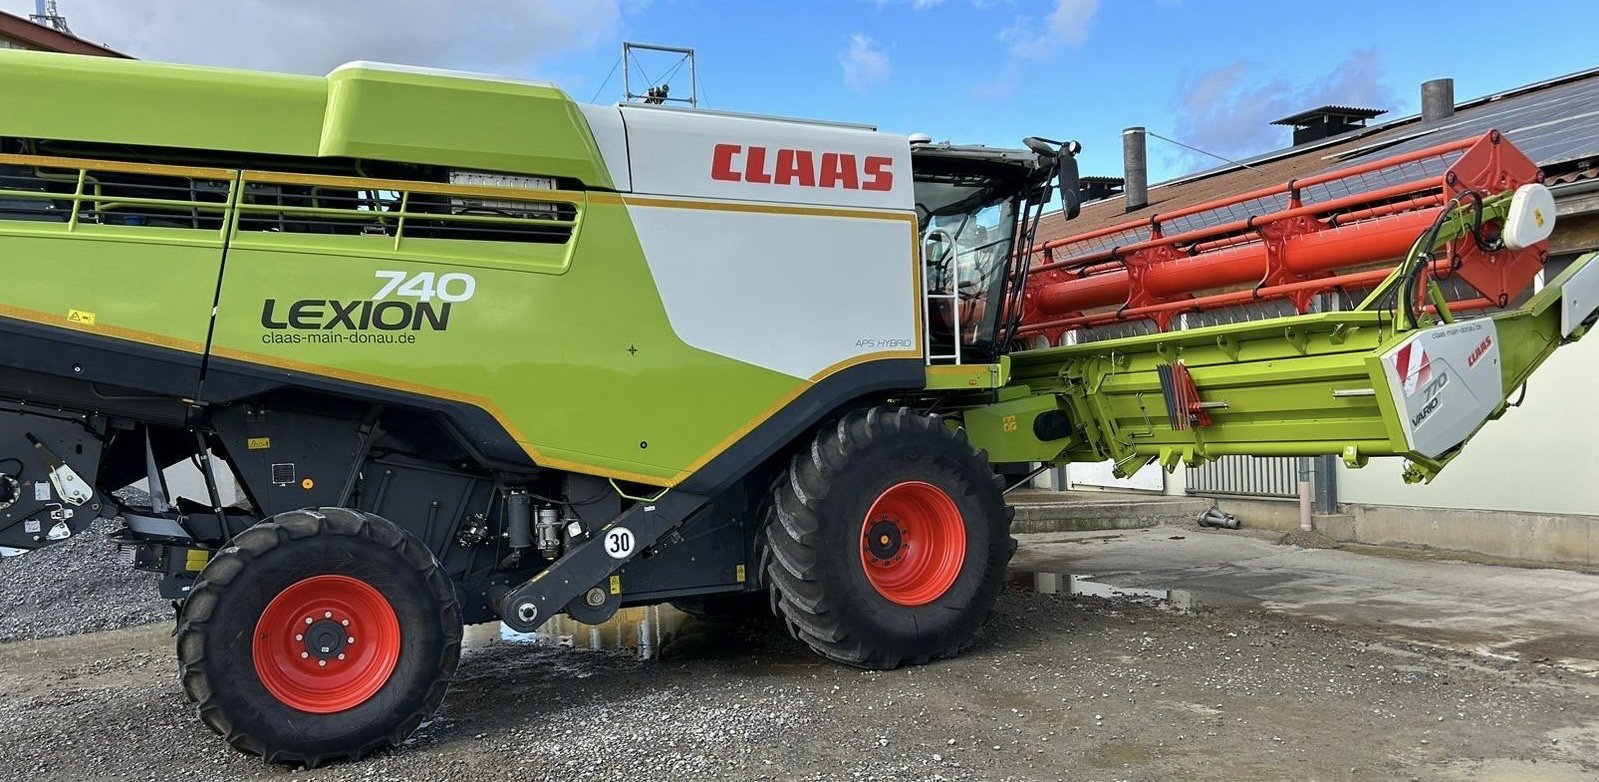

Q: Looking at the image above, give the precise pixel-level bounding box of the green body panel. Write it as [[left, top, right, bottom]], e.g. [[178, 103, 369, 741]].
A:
[[320, 65, 613, 187], [0, 50, 612, 186], [923, 359, 1009, 391], [979, 311, 1408, 469], [0, 221, 225, 354], [0, 51, 326, 156], [960, 393, 1063, 464]]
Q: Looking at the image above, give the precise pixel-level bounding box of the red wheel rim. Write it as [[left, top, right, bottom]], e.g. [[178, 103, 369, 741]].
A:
[[252, 575, 401, 714], [859, 481, 967, 606]]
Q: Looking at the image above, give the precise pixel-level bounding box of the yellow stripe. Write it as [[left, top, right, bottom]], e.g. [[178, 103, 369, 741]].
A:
[[0, 302, 206, 354], [0, 152, 233, 180], [605, 192, 914, 223]]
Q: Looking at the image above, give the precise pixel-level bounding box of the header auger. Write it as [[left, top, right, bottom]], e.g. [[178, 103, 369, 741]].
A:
[[0, 49, 1593, 766]]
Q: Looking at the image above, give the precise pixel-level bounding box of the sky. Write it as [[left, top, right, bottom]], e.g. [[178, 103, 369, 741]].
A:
[[5, 0, 1597, 182]]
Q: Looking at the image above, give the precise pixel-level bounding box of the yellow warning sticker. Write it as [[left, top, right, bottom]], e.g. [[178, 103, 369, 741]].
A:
[[67, 309, 96, 326], [735, 563, 746, 583], [185, 549, 210, 572], [246, 437, 271, 450], [609, 575, 622, 595]]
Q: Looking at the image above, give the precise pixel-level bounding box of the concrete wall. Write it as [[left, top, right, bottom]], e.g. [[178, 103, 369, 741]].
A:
[[1214, 495, 1599, 569], [1335, 333, 1599, 517]]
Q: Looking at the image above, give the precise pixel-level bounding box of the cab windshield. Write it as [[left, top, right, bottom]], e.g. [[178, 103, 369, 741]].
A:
[[915, 173, 1023, 359]]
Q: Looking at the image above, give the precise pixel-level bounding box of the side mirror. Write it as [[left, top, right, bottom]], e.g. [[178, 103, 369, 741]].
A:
[[1057, 154, 1082, 220]]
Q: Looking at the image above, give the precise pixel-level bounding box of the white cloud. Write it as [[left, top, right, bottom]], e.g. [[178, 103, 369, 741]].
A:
[[1000, 0, 1098, 61], [0, 0, 623, 76], [1167, 49, 1399, 170], [840, 34, 892, 93]]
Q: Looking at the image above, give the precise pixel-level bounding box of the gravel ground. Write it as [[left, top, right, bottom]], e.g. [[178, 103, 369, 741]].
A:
[[1, 586, 1596, 781], [0, 517, 166, 642]]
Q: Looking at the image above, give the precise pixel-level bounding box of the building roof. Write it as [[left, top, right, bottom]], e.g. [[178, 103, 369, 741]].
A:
[[0, 10, 126, 57], [1039, 66, 1599, 248]]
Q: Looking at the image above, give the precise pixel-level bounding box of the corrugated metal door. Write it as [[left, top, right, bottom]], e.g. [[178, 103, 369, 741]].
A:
[[1186, 455, 1298, 499]]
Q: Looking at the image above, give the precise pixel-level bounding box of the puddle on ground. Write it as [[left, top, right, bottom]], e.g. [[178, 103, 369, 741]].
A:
[[464, 603, 693, 660], [1019, 572, 1199, 611]]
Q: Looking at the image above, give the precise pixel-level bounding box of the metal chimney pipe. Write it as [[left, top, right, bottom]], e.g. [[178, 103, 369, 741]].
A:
[[1123, 126, 1148, 212], [1422, 78, 1455, 123]]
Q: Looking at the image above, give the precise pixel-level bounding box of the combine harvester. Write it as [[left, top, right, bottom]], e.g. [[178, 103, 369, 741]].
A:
[[0, 50, 1592, 765]]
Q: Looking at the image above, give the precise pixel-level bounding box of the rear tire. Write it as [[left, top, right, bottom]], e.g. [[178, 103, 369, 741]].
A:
[[763, 406, 1014, 669], [177, 507, 461, 767]]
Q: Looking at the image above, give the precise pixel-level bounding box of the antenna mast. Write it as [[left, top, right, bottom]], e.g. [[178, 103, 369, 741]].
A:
[[621, 42, 698, 107], [29, 0, 71, 33]]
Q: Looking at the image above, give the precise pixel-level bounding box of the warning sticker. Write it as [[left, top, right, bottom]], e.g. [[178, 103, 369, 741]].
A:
[[1396, 342, 1433, 397], [34, 482, 50, 501], [67, 309, 96, 326]]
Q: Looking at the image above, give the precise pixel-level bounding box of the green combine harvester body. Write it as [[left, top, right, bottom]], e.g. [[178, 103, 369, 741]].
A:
[[0, 49, 1592, 766]]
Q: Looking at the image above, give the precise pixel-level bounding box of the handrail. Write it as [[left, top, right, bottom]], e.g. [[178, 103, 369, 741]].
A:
[[0, 153, 585, 248]]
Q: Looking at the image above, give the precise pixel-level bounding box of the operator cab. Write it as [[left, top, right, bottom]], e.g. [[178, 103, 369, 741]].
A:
[[912, 138, 1079, 363]]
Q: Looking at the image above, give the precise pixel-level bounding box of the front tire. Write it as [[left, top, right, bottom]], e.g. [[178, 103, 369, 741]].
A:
[[177, 508, 461, 767], [763, 407, 1013, 669]]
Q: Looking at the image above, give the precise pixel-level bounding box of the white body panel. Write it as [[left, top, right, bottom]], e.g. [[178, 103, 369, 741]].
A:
[[577, 104, 632, 191], [618, 104, 914, 210], [609, 103, 922, 380], [628, 203, 918, 380], [1558, 250, 1599, 337], [1380, 318, 1503, 459]]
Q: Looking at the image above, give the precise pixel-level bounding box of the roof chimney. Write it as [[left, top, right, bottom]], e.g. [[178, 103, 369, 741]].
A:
[[1078, 176, 1125, 203], [1422, 78, 1455, 123], [1271, 106, 1386, 146], [1123, 126, 1148, 212]]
